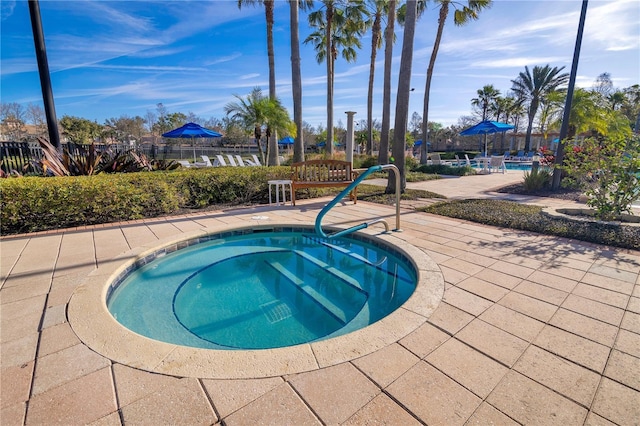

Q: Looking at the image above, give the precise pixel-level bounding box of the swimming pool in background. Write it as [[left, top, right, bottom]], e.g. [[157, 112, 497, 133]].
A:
[[107, 228, 417, 350]]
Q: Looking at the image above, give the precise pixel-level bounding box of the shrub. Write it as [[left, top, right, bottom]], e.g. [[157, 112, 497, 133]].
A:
[[421, 199, 640, 250], [562, 135, 640, 219], [523, 168, 552, 191], [0, 167, 291, 235], [413, 164, 475, 176], [1, 174, 180, 234]]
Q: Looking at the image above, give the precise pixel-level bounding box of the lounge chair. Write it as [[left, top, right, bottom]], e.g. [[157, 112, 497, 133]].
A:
[[464, 154, 476, 167], [251, 154, 262, 166], [235, 155, 247, 167], [453, 154, 466, 167], [215, 155, 228, 166], [428, 153, 451, 166], [200, 155, 213, 167], [177, 160, 192, 168], [226, 154, 238, 166], [490, 155, 507, 173], [510, 150, 525, 161]]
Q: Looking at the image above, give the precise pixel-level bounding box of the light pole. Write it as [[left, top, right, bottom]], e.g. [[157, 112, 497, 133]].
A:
[[552, 0, 588, 190], [29, 0, 60, 149]]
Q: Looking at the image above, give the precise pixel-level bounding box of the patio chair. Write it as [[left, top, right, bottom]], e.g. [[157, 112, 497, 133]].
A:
[[464, 154, 476, 166], [510, 150, 524, 161], [251, 154, 262, 166], [226, 154, 238, 166], [235, 155, 247, 166], [200, 155, 213, 167], [177, 160, 192, 168], [244, 157, 259, 166], [215, 155, 228, 166], [490, 155, 507, 174], [428, 153, 451, 166]]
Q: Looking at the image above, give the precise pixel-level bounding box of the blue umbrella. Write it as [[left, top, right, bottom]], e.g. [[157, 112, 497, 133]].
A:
[[460, 120, 514, 155], [414, 140, 431, 147], [162, 122, 222, 161], [459, 120, 514, 135], [278, 136, 294, 145]]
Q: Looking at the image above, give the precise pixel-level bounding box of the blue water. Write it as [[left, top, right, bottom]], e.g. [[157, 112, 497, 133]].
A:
[[107, 231, 417, 350]]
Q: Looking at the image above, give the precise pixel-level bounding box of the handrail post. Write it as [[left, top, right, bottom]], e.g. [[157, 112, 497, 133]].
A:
[[315, 164, 402, 238], [380, 164, 401, 232]]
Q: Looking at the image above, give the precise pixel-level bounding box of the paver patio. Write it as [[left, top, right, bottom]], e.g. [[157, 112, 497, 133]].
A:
[[1, 172, 639, 425]]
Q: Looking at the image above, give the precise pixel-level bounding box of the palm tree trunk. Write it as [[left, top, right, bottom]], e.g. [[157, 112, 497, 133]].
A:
[[379, 0, 395, 165], [326, 5, 334, 156], [552, 0, 588, 190], [421, 2, 448, 164], [289, 0, 304, 163], [367, 11, 381, 156], [524, 99, 537, 152], [265, 2, 279, 165], [389, 0, 417, 193]]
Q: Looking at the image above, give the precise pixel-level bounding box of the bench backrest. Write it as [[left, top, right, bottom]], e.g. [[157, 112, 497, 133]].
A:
[[291, 159, 354, 182]]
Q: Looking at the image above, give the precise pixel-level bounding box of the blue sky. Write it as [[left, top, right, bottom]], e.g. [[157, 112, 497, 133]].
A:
[[1, 0, 638, 129]]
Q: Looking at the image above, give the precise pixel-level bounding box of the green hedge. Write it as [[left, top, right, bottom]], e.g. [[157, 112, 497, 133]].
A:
[[421, 199, 640, 250], [1, 167, 290, 235]]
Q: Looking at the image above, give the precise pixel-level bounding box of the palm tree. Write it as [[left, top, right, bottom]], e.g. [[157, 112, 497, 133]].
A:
[[224, 88, 295, 164], [537, 90, 564, 142], [469, 84, 500, 153], [622, 84, 640, 133], [511, 64, 569, 152], [420, 0, 492, 164], [305, 0, 369, 156], [237, 0, 280, 165], [551, 88, 631, 140], [378, 0, 396, 165], [388, 0, 417, 192], [364, 0, 386, 155], [471, 84, 500, 120], [289, 0, 314, 163]]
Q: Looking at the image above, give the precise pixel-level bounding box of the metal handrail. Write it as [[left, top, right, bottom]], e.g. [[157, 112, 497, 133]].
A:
[[315, 164, 402, 238]]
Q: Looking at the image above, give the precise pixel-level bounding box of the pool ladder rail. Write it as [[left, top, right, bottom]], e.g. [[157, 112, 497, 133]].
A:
[[315, 164, 402, 239]]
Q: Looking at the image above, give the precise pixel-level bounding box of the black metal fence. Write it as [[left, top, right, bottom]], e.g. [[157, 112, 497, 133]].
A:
[[0, 141, 261, 175]]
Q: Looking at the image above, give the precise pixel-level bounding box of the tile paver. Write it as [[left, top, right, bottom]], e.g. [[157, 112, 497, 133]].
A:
[[549, 308, 619, 347], [478, 304, 545, 342], [513, 345, 600, 406], [533, 325, 611, 373], [351, 343, 420, 388], [119, 378, 216, 426], [591, 377, 640, 425], [387, 361, 481, 425], [427, 302, 475, 335], [342, 393, 420, 425], [223, 383, 320, 425], [289, 363, 379, 425], [456, 319, 529, 367], [1, 177, 639, 425], [464, 402, 520, 425], [398, 321, 450, 359], [603, 349, 640, 391], [26, 367, 116, 425], [426, 338, 509, 398], [487, 370, 588, 424], [202, 376, 284, 418]]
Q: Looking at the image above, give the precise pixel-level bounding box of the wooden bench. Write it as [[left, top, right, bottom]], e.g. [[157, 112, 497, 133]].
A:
[[290, 159, 358, 206]]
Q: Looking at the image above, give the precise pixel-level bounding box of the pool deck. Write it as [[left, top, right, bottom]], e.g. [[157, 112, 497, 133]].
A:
[[2, 171, 639, 425]]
